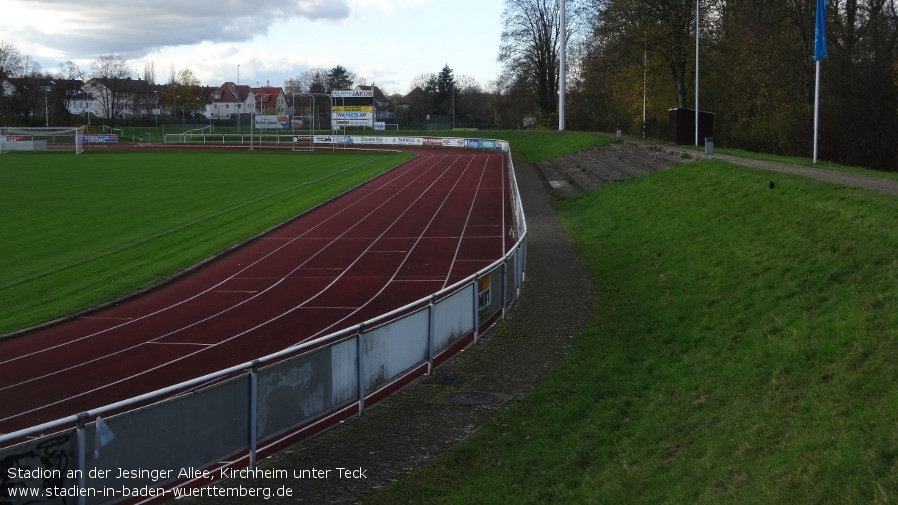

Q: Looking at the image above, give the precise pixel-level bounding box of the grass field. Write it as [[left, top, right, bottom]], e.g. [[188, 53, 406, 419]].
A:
[[363, 160, 898, 503], [0, 149, 413, 335]]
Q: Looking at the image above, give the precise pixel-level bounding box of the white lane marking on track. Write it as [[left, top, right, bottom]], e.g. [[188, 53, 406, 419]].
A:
[[298, 152, 489, 343], [149, 342, 213, 347], [442, 152, 494, 289]]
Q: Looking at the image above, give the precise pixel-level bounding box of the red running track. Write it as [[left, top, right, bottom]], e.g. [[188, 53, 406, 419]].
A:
[[0, 148, 513, 435]]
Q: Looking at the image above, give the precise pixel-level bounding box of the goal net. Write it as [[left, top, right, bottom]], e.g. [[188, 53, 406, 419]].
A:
[[291, 116, 314, 152], [0, 126, 86, 154]]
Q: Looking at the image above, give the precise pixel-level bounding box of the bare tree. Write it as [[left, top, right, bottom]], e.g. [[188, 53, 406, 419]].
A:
[[58, 60, 83, 81], [284, 67, 329, 94], [56, 61, 85, 122], [89, 54, 133, 126], [0, 41, 23, 117], [143, 61, 156, 86], [410, 73, 435, 92], [499, 0, 581, 125], [7, 55, 44, 122], [0, 40, 22, 83]]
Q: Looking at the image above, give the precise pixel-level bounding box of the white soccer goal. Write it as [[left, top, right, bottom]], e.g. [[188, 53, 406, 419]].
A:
[[291, 115, 314, 152], [0, 126, 86, 154]]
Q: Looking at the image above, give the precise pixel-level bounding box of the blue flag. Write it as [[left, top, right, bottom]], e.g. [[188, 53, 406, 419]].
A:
[[814, 0, 829, 61]]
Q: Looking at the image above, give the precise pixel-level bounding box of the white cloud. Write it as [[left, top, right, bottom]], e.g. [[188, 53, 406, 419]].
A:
[[2, 0, 351, 59], [350, 0, 432, 15]]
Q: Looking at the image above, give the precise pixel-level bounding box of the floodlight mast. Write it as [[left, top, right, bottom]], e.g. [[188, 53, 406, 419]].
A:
[[237, 65, 241, 132], [559, 0, 566, 131]]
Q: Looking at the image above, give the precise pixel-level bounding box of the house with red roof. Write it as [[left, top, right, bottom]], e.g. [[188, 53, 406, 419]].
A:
[[207, 82, 252, 119], [250, 86, 287, 116]]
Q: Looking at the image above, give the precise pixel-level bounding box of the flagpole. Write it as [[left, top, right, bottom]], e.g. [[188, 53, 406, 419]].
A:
[[695, 0, 699, 146], [813, 60, 821, 164], [813, 0, 828, 164]]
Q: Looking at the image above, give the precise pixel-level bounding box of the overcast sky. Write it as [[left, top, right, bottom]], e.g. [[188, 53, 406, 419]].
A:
[[1, 0, 506, 96]]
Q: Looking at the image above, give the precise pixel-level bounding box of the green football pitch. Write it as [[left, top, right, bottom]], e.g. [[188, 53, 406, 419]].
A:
[[0, 149, 414, 335]]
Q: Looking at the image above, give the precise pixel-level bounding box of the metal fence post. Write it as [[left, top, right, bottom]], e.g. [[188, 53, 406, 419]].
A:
[[357, 324, 366, 416], [76, 413, 87, 505], [472, 277, 480, 344], [427, 295, 436, 374], [248, 360, 260, 470], [501, 262, 508, 320]]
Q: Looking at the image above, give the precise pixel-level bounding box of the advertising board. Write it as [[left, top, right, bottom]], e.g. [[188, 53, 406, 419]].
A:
[[334, 112, 373, 120], [334, 119, 373, 127], [442, 138, 466, 148], [333, 106, 374, 113], [310, 135, 503, 150], [79, 135, 118, 143], [254, 115, 291, 130], [331, 90, 374, 98]]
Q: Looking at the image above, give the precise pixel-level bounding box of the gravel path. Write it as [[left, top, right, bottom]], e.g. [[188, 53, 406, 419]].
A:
[[708, 151, 898, 195]]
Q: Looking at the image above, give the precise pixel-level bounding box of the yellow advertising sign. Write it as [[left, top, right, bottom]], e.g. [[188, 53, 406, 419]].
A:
[[333, 105, 374, 113]]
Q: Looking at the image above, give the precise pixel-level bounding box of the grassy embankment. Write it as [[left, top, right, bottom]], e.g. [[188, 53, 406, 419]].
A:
[[364, 153, 898, 502]]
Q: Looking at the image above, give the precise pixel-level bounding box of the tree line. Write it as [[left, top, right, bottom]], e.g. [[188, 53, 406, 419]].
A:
[[0, 42, 518, 131], [496, 0, 898, 170]]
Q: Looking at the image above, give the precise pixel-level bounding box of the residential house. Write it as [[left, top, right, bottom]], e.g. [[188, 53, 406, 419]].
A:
[[1, 78, 90, 125], [397, 86, 428, 123], [250, 86, 287, 116], [64, 85, 93, 119], [207, 82, 253, 120], [80, 77, 160, 120]]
